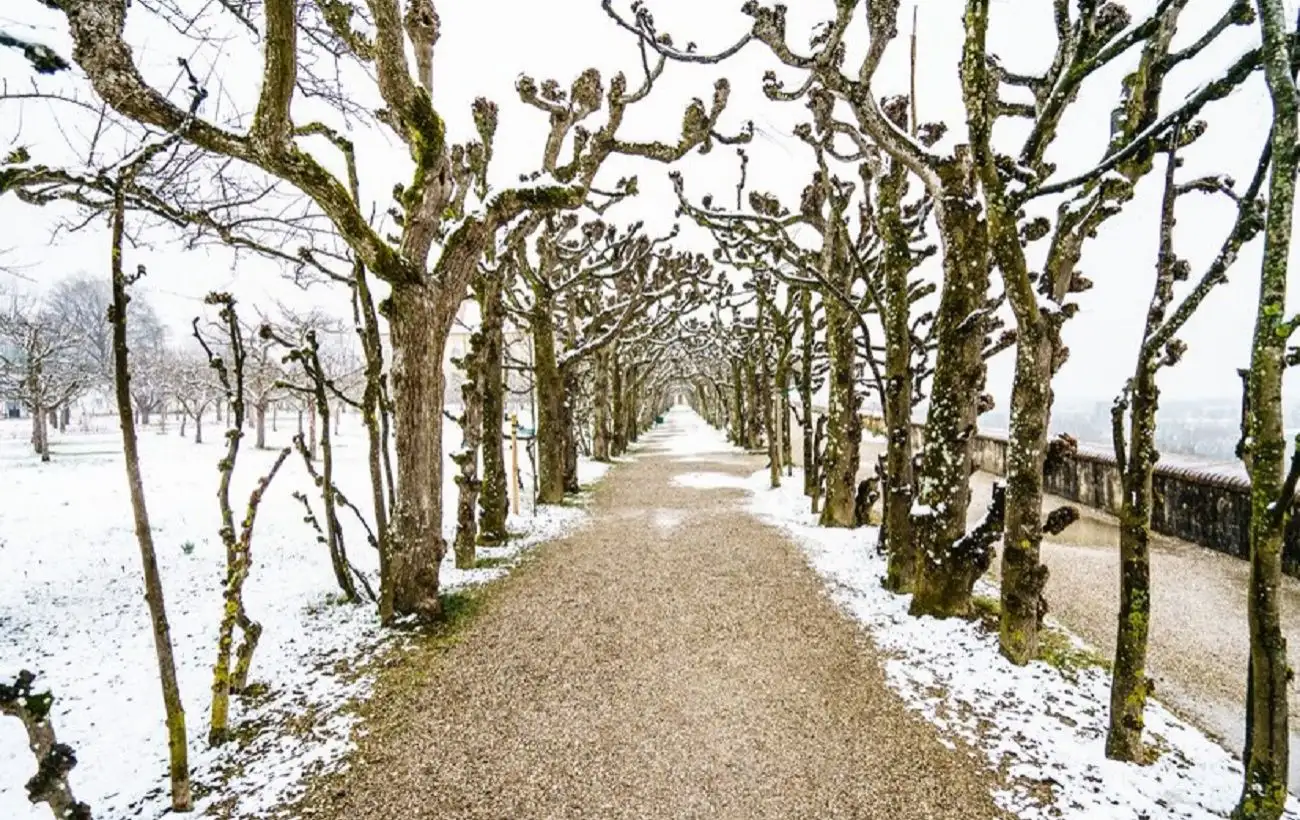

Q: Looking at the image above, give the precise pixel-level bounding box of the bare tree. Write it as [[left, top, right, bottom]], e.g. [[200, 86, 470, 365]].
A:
[[170, 350, 221, 444], [37, 0, 745, 625], [195, 294, 291, 746], [0, 290, 89, 461], [107, 168, 192, 810], [1103, 129, 1269, 763], [1233, 1, 1300, 814]]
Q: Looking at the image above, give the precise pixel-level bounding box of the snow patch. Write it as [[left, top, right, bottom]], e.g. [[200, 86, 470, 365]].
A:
[[0, 415, 610, 819], [739, 466, 1300, 820]]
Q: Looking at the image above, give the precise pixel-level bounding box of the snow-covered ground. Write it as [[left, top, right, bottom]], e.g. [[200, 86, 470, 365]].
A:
[[0, 411, 610, 819], [666, 410, 1300, 819]]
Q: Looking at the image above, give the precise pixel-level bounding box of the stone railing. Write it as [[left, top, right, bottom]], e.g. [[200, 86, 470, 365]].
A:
[[860, 415, 1300, 578]]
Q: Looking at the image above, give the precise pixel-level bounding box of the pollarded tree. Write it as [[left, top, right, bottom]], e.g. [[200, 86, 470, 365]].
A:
[[957, 0, 1262, 665], [1233, 1, 1300, 814], [511, 216, 704, 502], [1104, 127, 1269, 763], [606, 1, 1000, 586], [36, 0, 746, 623]]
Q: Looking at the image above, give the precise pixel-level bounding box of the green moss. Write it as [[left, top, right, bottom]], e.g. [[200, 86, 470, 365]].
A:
[[474, 555, 511, 569], [1036, 627, 1110, 682], [972, 594, 1001, 630]]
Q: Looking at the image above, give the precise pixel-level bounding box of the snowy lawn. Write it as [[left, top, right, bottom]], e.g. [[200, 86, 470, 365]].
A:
[[738, 465, 1300, 819], [0, 412, 612, 819]]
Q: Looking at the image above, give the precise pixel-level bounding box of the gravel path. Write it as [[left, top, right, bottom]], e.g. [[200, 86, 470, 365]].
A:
[[310, 412, 1009, 819], [818, 426, 1300, 788]]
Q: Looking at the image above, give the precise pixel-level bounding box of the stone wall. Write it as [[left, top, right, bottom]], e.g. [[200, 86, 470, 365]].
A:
[[871, 416, 1300, 578]]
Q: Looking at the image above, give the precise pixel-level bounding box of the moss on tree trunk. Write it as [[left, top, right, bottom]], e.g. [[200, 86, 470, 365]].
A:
[[386, 281, 451, 621], [531, 298, 566, 504], [911, 167, 992, 619], [819, 249, 861, 527], [476, 273, 509, 546], [999, 327, 1054, 662], [1235, 3, 1296, 814]]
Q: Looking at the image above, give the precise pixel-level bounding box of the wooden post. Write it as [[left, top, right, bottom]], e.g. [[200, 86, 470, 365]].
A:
[[510, 413, 520, 516]]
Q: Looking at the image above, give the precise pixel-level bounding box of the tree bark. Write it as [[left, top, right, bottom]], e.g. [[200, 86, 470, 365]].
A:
[[910, 161, 994, 619], [1236, 3, 1296, 814], [610, 349, 627, 457], [532, 299, 566, 504], [799, 290, 817, 497], [255, 403, 267, 449], [819, 227, 860, 527], [308, 341, 358, 603], [476, 272, 509, 546], [562, 365, 581, 494], [452, 327, 483, 570], [0, 672, 93, 820], [878, 158, 918, 593], [730, 359, 746, 446], [593, 349, 612, 462], [108, 187, 191, 811], [384, 281, 450, 622], [999, 326, 1054, 660]]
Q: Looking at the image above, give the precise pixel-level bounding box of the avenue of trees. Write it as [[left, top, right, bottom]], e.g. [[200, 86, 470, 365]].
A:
[[0, 1, 1297, 819]]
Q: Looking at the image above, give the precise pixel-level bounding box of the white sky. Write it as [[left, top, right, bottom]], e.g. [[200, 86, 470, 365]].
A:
[[2, 0, 1298, 405]]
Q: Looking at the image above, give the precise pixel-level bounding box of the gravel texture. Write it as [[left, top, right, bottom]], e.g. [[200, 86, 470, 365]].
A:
[[308, 418, 1009, 819]]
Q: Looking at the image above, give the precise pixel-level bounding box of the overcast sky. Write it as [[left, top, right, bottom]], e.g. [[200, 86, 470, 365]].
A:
[[2, 0, 1298, 407]]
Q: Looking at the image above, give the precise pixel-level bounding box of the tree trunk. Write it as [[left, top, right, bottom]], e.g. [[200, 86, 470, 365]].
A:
[[109, 186, 191, 811], [351, 261, 394, 617], [307, 401, 318, 460], [593, 349, 612, 462], [193, 410, 203, 445], [532, 301, 566, 504], [910, 168, 994, 619], [476, 273, 509, 546], [759, 290, 780, 489], [610, 349, 627, 457], [384, 281, 450, 623], [1235, 5, 1295, 813], [271, 402, 277, 432], [878, 159, 918, 592], [730, 359, 746, 446], [799, 290, 817, 497], [999, 326, 1054, 662], [562, 366, 581, 494], [820, 275, 861, 527], [255, 403, 267, 449], [453, 326, 483, 570], [30, 405, 41, 456], [1106, 370, 1158, 762], [310, 351, 358, 603]]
